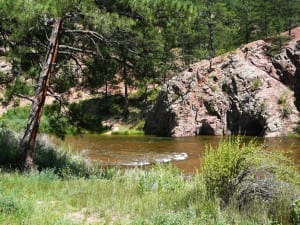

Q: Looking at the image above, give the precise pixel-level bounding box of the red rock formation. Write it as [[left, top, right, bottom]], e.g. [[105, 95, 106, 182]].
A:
[[145, 28, 300, 137]]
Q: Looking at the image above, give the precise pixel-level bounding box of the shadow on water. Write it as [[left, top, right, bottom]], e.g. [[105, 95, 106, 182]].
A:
[[54, 135, 300, 173]]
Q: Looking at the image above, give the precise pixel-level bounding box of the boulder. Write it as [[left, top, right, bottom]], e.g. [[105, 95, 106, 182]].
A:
[[145, 28, 300, 137]]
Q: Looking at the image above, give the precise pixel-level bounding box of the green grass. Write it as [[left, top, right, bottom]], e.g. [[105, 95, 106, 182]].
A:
[[0, 133, 299, 225], [0, 164, 298, 225], [0, 106, 50, 133]]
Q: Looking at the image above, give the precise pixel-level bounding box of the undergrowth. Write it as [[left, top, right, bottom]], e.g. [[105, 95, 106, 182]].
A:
[[0, 128, 108, 178]]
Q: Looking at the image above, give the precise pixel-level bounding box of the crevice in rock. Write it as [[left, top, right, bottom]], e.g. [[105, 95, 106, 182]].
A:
[[196, 119, 215, 135], [227, 102, 266, 136], [294, 67, 300, 110]]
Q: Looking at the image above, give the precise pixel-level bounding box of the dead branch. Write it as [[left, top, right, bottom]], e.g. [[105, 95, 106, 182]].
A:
[[63, 29, 106, 42], [59, 45, 96, 55], [14, 94, 34, 102]]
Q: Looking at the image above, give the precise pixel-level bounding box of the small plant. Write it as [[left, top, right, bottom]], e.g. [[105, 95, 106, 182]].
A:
[[295, 123, 300, 135], [204, 101, 218, 116], [250, 78, 263, 91], [278, 93, 292, 118], [278, 93, 288, 105]]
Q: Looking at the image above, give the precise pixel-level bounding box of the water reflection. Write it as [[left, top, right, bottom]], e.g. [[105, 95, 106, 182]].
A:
[[54, 135, 300, 173]]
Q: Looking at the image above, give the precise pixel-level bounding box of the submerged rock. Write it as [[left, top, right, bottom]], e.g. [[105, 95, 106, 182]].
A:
[[145, 28, 300, 137]]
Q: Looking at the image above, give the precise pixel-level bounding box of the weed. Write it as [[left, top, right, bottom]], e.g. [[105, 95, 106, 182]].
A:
[[250, 78, 263, 91], [278, 93, 292, 118]]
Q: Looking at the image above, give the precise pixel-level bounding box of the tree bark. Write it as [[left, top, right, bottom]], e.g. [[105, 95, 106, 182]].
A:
[[123, 62, 129, 119], [19, 18, 63, 171]]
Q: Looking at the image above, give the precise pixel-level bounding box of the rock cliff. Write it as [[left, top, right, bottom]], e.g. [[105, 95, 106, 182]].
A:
[[144, 28, 300, 137]]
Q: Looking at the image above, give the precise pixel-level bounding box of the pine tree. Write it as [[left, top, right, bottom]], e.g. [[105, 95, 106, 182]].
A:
[[0, 0, 128, 170]]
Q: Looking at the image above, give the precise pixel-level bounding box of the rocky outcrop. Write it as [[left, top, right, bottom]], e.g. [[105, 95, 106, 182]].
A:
[[144, 28, 300, 137]]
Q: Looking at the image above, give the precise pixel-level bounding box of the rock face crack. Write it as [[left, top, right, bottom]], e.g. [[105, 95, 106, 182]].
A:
[[145, 28, 300, 137]]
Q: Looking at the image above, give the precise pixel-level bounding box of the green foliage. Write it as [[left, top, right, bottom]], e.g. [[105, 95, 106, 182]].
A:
[[148, 212, 189, 225], [202, 137, 259, 200], [0, 128, 106, 178], [4, 78, 33, 102], [0, 128, 19, 167], [44, 102, 71, 139], [0, 106, 50, 133], [250, 78, 263, 91], [68, 99, 104, 133], [34, 136, 103, 178], [292, 198, 300, 225], [278, 93, 292, 118], [137, 165, 184, 195], [202, 137, 300, 225], [0, 71, 12, 85], [0, 194, 18, 214], [52, 66, 77, 94]]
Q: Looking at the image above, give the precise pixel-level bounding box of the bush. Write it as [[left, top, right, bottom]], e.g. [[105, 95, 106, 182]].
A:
[[34, 135, 102, 178], [202, 137, 300, 224], [202, 137, 258, 202], [0, 128, 106, 178], [0, 128, 19, 167]]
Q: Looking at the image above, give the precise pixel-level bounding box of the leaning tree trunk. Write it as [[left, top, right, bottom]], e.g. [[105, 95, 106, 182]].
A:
[[19, 18, 63, 171], [123, 60, 129, 120]]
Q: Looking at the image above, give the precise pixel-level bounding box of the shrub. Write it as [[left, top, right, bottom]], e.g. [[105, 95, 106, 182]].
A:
[[0, 128, 19, 167], [0, 71, 12, 85], [0, 128, 106, 178], [34, 135, 104, 178], [202, 137, 258, 202], [202, 137, 300, 224]]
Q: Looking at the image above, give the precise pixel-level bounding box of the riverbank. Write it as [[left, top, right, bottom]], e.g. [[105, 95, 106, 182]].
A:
[[0, 130, 299, 225]]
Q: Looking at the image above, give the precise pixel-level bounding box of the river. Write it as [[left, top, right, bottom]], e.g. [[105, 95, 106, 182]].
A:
[[55, 134, 300, 173]]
